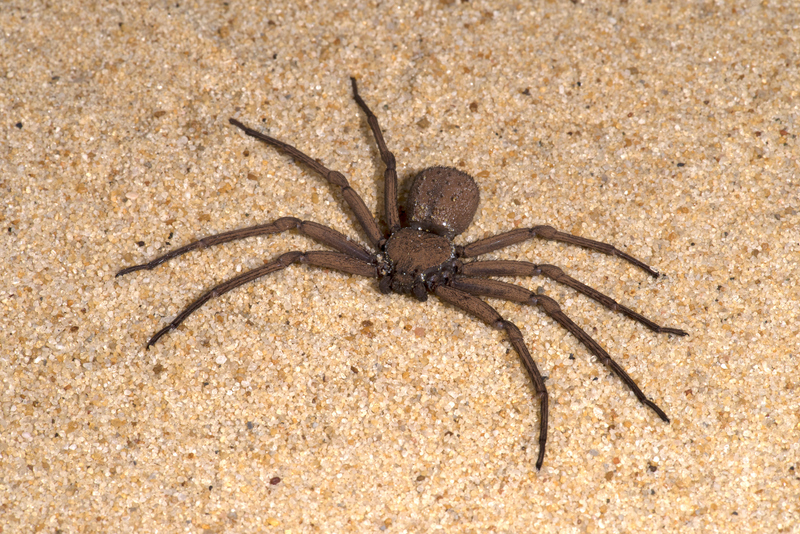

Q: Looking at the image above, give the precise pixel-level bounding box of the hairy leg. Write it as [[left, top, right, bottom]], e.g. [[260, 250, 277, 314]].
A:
[[450, 276, 671, 422], [459, 260, 687, 335], [459, 225, 662, 277], [117, 217, 374, 277], [229, 118, 384, 248], [350, 77, 400, 234], [434, 284, 549, 470], [142, 251, 377, 348]]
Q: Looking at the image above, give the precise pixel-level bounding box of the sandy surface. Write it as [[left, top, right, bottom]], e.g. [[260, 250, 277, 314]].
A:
[[2, 1, 798, 532]]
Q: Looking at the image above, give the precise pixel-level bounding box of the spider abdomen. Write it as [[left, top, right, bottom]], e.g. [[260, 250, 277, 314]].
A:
[[407, 166, 480, 238]]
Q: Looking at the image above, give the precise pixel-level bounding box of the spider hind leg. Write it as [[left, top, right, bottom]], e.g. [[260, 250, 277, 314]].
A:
[[450, 276, 671, 422], [459, 259, 688, 336], [433, 284, 549, 470]]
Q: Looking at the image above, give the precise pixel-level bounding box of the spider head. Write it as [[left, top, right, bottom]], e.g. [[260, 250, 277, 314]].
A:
[[406, 166, 480, 239]]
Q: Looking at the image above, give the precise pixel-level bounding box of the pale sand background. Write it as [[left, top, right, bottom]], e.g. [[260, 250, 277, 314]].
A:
[[2, 1, 798, 532]]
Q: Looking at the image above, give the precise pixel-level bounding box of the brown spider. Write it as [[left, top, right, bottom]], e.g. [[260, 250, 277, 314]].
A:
[[117, 78, 687, 469]]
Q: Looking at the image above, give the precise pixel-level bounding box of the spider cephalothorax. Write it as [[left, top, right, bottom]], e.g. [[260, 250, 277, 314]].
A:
[[117, 78, 687, 469], [377, 166, 478, 300]]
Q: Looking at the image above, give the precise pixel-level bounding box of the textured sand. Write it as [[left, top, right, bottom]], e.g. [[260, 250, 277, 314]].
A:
[[2, 1, 798, 532]]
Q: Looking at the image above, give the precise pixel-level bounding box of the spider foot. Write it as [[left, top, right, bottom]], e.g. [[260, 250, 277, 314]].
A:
[[117, 263, 150, 277], [146, 325, 175, 349], [644, 398, 670, 423], [663, 327, 689, 337]]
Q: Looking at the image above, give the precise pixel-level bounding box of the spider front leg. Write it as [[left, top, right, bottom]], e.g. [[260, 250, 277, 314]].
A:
[[228, 118, 384, 248], [116, 217, 373, 277], [450, 276, 671, 422], [460, 260, 687, 336], [139, 251, 377, 348], [350, 77, 401, 234], [433, 285, 549, 470], [460, 225, 663, 277]]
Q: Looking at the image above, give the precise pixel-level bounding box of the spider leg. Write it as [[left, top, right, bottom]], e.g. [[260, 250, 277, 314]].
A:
[[350, 77, 401, 234], [460, 226, 662, 277], [229, 118, 384, 248], [117, 217, 374, 277], [433, 285, 549, 470], [460, 260, 687, 336], [450, 276, 671, 423], [143, 251, 378, 348]]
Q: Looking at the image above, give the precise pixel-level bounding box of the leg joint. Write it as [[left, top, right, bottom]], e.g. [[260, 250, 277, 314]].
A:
[[280, 251, 304, 265], [538, 264, 563, 278], [327, 171, 348, 188], [536, 294, 562, 314], [276, 216, 302, 231], [531, 225, 556, 238]]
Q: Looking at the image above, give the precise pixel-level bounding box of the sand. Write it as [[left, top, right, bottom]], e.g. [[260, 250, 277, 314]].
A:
[[2, 1, 798, 532]]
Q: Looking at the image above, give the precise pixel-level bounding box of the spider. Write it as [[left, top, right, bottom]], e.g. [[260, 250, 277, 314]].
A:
[[117, 77, 687, 469]]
